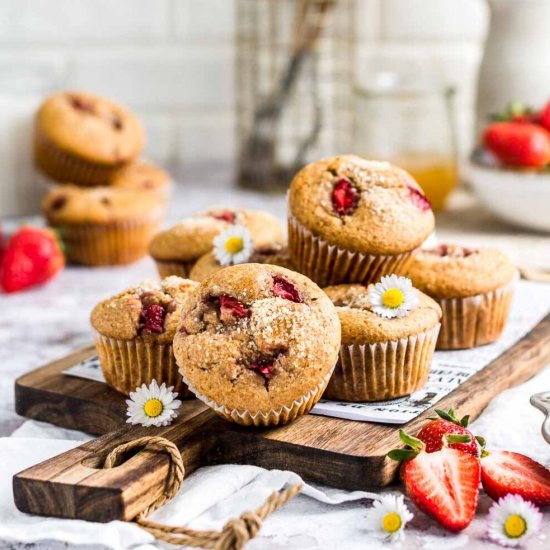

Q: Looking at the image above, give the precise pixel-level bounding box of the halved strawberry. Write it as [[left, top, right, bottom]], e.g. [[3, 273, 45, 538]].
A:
[[219, 294, 249, 323], [389, 431, 480, 532], [481, 451, 550, 507], [331, 178, 358, 216], [272, 276, 303, 303]]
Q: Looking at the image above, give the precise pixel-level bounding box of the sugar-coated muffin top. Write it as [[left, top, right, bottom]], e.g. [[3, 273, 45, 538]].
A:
[[405, 244, 517, 299], [36, 91, 144, 165], [42, 184, 164, 224], [149, 208, 284, 262], [173, 264, 341, 414], [110, 160, 171, 193], [288, 155, 435, 255], [324, 284, 441, 345], [189, 243, 294, 282], [91, 277, 198, 344]]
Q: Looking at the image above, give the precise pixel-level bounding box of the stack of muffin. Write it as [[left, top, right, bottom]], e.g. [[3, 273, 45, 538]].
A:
[[37, 91, 171, 266], [90, 155, 517, 427]]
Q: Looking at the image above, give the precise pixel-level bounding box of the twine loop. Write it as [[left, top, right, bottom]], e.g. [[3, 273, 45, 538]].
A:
[[103, 435, 302, 549]]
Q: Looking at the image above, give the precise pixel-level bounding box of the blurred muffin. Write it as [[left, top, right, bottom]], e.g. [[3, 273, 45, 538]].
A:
[[42, 184, 163, 266], [405, 244, 517, 349], [110, 159, 171, 199], [35, 91, 144, 186], [149, 208, 284, 278], [287, 155, 435, 287], [173, 264, 341, 426], [91, 277, 198, 396], [324, 277, 441, 402]]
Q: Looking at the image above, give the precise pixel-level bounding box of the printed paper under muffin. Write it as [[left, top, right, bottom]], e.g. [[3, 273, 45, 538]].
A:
[[155, 259, 196, 279], [436, 275, 517, 350], [94, 334, 193, 398], [324, 325, 440, 402], [288, 215, 413, 287]]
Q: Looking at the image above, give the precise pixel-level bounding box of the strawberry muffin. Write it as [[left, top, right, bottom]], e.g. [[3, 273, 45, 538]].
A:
[[149, 208, 284, 278], [42, 184, 164, 266], [110, 159, 172, 199], [35, 91, 144, 186], [288, 155, 435, 287], [91, 276, 198, 397], [173, 264, 341, 426], [323, 276, 441, 401], [405, 244, 517, 349]]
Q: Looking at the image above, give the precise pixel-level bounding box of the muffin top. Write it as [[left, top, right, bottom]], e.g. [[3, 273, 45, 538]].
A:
[[91, 276, 198, 344], [288, 155, 435, 255], [149, 208, 284, 262], [173, 264, 341, 414], [405, 244, 517, 299], [110, 160, 171, 193], [189, 243, 294, 282], [36, 91, 144, 165], [324, 282, 441, 345], [42, 184, 164, 224]]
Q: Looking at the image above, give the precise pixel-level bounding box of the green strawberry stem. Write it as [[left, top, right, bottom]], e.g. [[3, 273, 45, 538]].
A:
[[387, 429, 425, 461], [443, 433, 472, 446]]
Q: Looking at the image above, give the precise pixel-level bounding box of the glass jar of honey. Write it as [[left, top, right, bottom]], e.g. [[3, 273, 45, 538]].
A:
[[355, 73, 458, 211]]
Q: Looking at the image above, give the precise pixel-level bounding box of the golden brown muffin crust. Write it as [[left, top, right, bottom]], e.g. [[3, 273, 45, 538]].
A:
[[288, 155, 435, 255], [91, 277, 198, 344], [173, 264, 341, 413], [42, 184, 164, 224], [324, 284, 441, 345], [405, 244, 517, 299], [36, 91, 144, 165], [110, 160, 171, 193]]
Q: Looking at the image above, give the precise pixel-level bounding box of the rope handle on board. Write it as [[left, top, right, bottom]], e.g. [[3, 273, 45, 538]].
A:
[[103, 436, 302, 550]]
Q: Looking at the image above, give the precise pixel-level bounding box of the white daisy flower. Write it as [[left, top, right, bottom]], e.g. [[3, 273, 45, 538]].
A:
[[126, 380, 182, 427], [213, 225, 253, 266], [367, 275, 419, 319], [487, 494, 542, 547], [365, 493, 413, 542]]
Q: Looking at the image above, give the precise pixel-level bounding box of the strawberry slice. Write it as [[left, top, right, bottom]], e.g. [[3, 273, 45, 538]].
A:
[[272, 276, 303, 303], [389, 430, 480, 532], [331, 178, 358, 216], [481, 451, 550, 507], [219, 294, 249, 323]]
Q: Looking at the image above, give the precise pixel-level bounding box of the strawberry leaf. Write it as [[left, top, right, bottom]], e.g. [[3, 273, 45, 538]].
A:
[[460, 414, 470, 428], [399, 429, 424, 451], [387, 449, 418, 461], [444, 434, 472, 445]]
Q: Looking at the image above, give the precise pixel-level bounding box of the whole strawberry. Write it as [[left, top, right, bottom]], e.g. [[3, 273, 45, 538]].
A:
[[417, 409, 481, 457], [539, 99, 550, 132], [0, 226, 64, 293], [483, 121, 550, 167]]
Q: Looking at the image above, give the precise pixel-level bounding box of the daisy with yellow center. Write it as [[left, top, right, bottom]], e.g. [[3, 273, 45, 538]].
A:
[[365, 493, 413, 542], [126, 380, 182, 427], [213, 225, 253, 266], [367, 275, 419, 319], [487, 494, 542, 547]]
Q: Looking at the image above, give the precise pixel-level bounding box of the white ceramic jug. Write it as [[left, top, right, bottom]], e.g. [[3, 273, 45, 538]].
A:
[[476, 0, 550, 132]]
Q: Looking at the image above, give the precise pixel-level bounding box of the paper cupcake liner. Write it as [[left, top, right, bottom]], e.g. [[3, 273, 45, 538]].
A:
[[52, 212, 162, 266], [288, 215, 413, 287], [324, 325, 440, 402], [154, 259, 196, 279], [94, 334, 193, 398], [180, 370, 333, 427], [436, 274, 517, 350], [34, 127, 130, 186]]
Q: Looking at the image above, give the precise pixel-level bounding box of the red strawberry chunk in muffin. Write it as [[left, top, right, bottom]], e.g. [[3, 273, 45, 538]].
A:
[[140, 304, 165, 333], [209, 210, 236, 223], [219, 295, 250, 323], [331, 178, 359, 216], [407, 185, 432, 212], [273, 276, 303, 303]]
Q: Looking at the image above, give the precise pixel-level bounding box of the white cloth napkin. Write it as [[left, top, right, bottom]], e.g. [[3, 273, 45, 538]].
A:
[[1, 367, 550, 550]]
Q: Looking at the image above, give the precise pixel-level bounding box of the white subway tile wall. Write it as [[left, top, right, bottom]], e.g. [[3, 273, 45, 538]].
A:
[[0, 0, 488, 169]]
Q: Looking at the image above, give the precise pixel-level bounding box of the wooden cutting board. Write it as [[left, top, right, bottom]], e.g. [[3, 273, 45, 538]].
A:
[[13, 313, 550, 523]]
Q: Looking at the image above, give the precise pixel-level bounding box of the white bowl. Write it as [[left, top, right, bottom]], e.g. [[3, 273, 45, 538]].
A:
[[465, 161, 550, 233]]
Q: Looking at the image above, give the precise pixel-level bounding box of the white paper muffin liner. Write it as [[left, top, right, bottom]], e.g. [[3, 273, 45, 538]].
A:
[[288, 215, 413, 287], [324, 324, 440, 402], [436, 274, 517, 350], [179, 370, 333, 427]]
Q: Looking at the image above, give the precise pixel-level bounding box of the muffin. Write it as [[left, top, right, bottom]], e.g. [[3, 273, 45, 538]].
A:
[[173, 264, 341, 426], [110, 159, 172, 199], [149, 208, 284, 278], [35, 91, 144, 186], [91, 277, 199, 397], [287, 155, 435, 287], [405, 244, 517, 350], [42, 184, 164, 266], [324, 276, 441, 402], [189, 242, 294, 282]]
